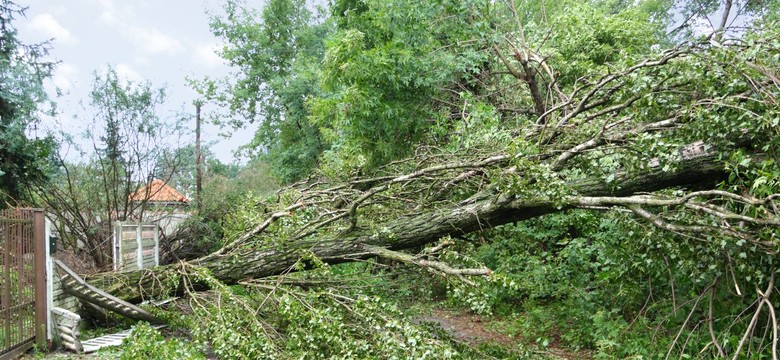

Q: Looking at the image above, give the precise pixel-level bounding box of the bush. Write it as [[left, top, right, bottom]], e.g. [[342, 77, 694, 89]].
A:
[[120, 322, 204, 360]]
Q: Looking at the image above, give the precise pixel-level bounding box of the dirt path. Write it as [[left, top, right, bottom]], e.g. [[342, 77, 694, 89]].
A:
[[413, 308, 591, 359], [413, 309, 516, 346]]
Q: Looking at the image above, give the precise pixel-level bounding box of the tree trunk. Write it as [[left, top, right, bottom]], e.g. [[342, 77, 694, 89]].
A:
[[86, 148, 726, 303]]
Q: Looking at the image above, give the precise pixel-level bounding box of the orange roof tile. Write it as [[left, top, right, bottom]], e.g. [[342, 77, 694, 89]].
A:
[[128, 179, 189, 203]]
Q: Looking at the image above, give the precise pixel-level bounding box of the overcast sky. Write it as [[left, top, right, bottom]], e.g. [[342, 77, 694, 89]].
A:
[[19, 0, 255, 163]]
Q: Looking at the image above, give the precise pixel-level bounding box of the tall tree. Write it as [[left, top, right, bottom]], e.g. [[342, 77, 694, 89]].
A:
[[0, 0, 55, 207], [39, 68, 181, 268], [194, 0, 331, 183], [310, 0, 672, 175], [312, 0, 496, 170]]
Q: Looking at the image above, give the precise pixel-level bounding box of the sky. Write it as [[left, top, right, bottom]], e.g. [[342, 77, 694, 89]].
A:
[[18, 0, 256, 163]]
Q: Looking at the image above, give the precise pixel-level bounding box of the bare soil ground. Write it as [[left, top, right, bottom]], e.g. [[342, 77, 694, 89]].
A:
[[414, 308, 592, 359], [414, 308, 516, 345]]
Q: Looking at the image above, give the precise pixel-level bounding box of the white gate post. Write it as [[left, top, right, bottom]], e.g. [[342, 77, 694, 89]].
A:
[[136, 224, 143, 270], [113, 222, 120, 271], [45, 216, 53, 341], [153, 224, 160, 267]]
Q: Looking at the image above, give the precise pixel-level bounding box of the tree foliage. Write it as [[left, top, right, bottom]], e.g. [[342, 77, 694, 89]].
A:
[[0, 0, 55, 207], [195, 0, 330, 183]]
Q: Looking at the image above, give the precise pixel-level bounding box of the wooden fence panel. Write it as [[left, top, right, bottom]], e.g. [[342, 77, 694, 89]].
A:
[[113, 223, 159, 271]]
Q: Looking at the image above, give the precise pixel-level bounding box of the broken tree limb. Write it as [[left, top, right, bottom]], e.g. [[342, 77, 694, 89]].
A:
[[363, 244, 492, 286], [85, 145, 731, 303], [70, 33, 780, 309]]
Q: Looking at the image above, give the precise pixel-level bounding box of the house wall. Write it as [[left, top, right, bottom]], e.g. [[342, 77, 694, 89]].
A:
[[142, 210, 191, 237]]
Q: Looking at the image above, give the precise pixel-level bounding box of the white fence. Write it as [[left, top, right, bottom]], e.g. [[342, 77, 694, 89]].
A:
[[112, 223, 159, 271]]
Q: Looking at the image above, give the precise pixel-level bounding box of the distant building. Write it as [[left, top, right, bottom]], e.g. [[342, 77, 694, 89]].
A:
[[128, 179, 190, 207], [127, 179, 190, 237]]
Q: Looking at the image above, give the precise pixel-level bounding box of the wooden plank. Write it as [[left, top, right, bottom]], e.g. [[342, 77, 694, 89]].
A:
[[79, 325, 164, 354], [51, 307, 83, 353], [54, 260, 159, 323], [82, 344, 103, 353], [61, 340, 80, 352], [56, 325, 75, 334], [154, 225, 159, 267], [136, 226, 143, 270]]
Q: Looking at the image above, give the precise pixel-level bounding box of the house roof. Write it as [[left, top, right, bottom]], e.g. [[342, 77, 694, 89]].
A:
[[128, 179, 189, 203]]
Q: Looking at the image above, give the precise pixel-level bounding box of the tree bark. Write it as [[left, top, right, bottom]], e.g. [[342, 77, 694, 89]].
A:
[[86, 147, 726, 303]]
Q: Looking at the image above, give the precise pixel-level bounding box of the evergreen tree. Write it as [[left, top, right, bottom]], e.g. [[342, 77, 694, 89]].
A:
[[0, 0, 55, 207]]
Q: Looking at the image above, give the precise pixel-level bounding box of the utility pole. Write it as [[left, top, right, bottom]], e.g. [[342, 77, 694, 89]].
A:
[[195, 102, 203, 214]]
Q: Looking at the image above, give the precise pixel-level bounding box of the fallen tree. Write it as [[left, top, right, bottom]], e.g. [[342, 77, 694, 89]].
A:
[[88, 137, 766, 302], [65, 5, 780, 358], [84, 33, 780, 304]]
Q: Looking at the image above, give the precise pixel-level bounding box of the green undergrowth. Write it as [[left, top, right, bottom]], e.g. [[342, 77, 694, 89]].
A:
[[112, 209, 778, 358], [447, 210, 779, 358], [118, 323, 204, 360], [108, 260, 544, 359]]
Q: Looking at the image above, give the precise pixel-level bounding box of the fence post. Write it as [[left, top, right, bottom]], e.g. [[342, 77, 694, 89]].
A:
[[113, 223, 120, 271], [136, 225, 143, 270], [33, 210, 48, 350], [2, 211, 11, 351], [154, 224, 160, 267], [45, 217, 53, 342]]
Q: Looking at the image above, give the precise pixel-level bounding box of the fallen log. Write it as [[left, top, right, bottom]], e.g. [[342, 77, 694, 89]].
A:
[[82, 36, 780, 305], [86, 145, 728, 303]]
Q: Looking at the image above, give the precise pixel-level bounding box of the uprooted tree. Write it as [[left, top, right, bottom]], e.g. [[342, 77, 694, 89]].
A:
[[92, 141, 737, 299]]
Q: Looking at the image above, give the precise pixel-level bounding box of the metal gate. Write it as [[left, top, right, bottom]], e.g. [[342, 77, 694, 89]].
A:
[[0, 209, 46, 359]]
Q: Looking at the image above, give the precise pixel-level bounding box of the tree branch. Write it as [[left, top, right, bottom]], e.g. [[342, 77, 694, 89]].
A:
[[362, 244, 492, 286]]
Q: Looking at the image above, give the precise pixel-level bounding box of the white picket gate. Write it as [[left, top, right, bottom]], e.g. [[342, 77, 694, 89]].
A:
[[112, 223, 159, 271]]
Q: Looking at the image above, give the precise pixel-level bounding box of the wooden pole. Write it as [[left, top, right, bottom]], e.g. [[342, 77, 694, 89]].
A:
[[195, 102, 203, 214]]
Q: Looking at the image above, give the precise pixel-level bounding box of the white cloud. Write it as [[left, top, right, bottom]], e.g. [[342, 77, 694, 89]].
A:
[[45, 5, 70, 18], [95, 0, 125, 27], [52, 63, 79, 91], [114, 63, 142, 82], [193, 43, 224, 68], [133, 55, 151, 67], [30, 13, 78, 45], [93, 0, 183, 57], [125, 27, 184, 56]]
